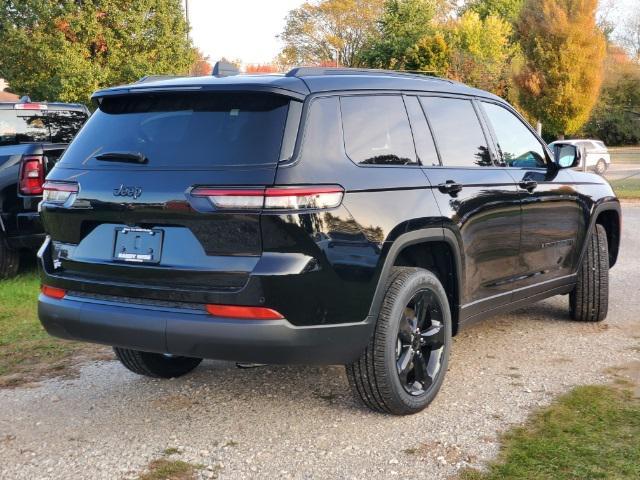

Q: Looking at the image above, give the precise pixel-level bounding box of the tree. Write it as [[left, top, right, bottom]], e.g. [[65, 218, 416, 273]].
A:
[[0, 0, 196, 104], [618, 7, 640, 61], [190, 50, 212, 76], [463, 0, 524, 23], [361, 0, 439, 69], [404, 32, 451, 74], [516, 0, 606, 138], [245, 64, 279, 73], [277, 0, 385, 68], [446, 11, 520, 99], [584, 45, 640, 145]]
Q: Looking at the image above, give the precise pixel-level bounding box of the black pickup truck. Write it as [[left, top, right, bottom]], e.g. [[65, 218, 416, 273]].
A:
[[0, 99, 89, 277]]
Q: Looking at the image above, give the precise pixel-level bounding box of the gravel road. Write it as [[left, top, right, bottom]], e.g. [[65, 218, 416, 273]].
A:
[[1, 205, 639, 480]]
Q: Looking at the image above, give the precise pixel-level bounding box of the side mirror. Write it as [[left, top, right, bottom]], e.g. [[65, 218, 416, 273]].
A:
[[552, 143, 580, 169]]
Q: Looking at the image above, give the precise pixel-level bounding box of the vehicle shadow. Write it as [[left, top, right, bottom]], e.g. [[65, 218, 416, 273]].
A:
[[93, 297, 577, 416]]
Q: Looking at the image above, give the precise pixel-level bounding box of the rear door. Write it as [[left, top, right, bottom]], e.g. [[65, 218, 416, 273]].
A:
[[414, 95, 521, 317], [479, 100, 582, 298], [42, 91, 296, 298]]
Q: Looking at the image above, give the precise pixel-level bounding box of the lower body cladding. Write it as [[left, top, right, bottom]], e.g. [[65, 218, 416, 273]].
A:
[[38, 294, 374, 365]]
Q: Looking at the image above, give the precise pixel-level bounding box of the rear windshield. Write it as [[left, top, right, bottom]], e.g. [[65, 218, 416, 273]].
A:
[[0, 109, 88, 146], [59, 92, 291, 168]]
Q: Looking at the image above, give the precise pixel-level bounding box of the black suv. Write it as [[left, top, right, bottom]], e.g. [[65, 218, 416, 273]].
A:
[[38, 68, 620, 415], [0, 99, 89, 276]]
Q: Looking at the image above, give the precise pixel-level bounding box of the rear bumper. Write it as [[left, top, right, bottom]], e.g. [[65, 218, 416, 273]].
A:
[[38, 294, 373, 365]]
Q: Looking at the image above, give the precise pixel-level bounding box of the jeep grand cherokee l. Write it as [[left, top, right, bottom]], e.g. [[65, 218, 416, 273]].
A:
[[37, 68, 620, 415]]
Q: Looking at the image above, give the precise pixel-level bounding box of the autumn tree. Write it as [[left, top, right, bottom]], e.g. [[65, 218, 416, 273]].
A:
[[191, 50, 213, 76], [446, 12, 520, 98], [277, 0, 385, 68], [516, 0, 606, 138], [361, 0, 439, 69], [0, 0, 196, 103], [245, 64, 280, 74]]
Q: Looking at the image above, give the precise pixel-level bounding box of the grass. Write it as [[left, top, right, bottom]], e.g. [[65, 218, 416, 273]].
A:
[[162, 447, 181, 456], [460, 385, 640, 480], [0, 266, 107, 387], [137, 459, 203, 480], [610, 176, 640, 199]]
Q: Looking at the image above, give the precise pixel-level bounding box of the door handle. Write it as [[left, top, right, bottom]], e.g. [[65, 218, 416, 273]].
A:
[[519, 180, 538, 192], [437, 180, 463, 196]]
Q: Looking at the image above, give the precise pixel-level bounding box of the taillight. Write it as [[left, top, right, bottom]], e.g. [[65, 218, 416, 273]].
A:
[[41, 285, 67, 300], [14, 103, 48, 110], [19, 156, 44, 195], [191, 185, 344, 211], [205, 304, 284, 320], [42, 181, 79, 204]]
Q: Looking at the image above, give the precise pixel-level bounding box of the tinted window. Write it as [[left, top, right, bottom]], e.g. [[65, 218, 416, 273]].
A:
[[404, 96, 439, 166], [60, 92, 290, 168], [340, 95, 416, 165], [482, 102, 546, 168], [0, 110, 87, 146], [420, 97, 491, 167]]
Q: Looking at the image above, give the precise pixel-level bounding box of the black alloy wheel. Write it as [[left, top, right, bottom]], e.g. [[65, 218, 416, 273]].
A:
[[395, 290, 446, 395], [346, 267, 452, 415]]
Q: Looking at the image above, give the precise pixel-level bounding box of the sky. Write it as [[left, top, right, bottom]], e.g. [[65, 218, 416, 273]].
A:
[[186, 0, 638, 67], [186, 0, 305, 66]]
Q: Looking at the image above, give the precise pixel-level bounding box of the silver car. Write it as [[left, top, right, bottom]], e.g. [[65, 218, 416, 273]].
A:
[[548, 139, 611, 175]]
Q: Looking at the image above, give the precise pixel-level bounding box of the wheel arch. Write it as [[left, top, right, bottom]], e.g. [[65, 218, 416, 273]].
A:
[[577, 201, 621, 269], [368, 228, 463, 335], [595, 205, 621, 268]]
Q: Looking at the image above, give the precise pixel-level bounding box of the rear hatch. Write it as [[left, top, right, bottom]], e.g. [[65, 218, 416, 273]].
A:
[[41, 90, 300, 298]]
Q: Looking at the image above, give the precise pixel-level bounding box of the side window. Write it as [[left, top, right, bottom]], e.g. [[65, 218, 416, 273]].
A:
[[482, 102, 547, 168], [340, 95, 417, 165], [403, 96, 440, 166], [420, 97, 492, 167]]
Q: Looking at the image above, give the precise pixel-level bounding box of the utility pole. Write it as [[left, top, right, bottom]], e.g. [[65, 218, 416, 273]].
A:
[[185, 0, 190, 41]]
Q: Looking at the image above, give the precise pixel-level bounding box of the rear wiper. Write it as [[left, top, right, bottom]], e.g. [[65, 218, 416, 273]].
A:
[[95, 152, 148, 164]]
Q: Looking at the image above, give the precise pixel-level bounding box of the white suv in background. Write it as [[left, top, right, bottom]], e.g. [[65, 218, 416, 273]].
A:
[[548, 139, 611, 175]]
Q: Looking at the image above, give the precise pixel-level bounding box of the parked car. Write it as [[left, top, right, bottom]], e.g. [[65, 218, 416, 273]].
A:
[[37, 68, 620, 415], [0, 98, 89, 277], [548, 139, 611, 175]]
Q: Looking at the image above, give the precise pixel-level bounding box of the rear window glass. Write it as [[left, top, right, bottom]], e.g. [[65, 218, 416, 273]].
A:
[[60, 92, 290, 168], [340, 95, 416, 165], [420, 97, 491, 167], [0, 109, 87, 146]]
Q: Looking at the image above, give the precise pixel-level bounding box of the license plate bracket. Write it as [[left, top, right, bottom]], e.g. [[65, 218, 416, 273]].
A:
[[113, 227, 163, 264]]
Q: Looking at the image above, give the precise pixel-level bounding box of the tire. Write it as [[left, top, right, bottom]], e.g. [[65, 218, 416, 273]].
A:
[[594, 159, 607, 175], [0, 233, 19, 279], [113, 347, 202, 378], [346, 267, 452, 415], [569, 224, 609, 322]]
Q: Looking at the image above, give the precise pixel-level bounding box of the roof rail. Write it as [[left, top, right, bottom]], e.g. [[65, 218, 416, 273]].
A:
[[285, 67, 451, 83], [135, 75, 184, 84]]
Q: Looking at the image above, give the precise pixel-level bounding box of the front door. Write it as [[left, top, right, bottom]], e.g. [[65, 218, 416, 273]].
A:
[[479, 101, 583, 300]]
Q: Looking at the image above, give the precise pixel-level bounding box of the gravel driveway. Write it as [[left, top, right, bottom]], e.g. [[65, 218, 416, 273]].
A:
[[1, 205, 639, 480]]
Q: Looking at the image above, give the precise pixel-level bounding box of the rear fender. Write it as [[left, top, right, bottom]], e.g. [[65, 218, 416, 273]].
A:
[[367, 227, 463, 330]]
